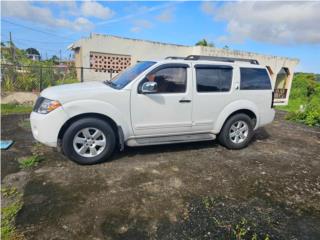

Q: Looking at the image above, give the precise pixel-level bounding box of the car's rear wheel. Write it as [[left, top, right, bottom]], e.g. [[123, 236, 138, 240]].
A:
[[218, 113, 254, 149], [62, 118, 116, 164]]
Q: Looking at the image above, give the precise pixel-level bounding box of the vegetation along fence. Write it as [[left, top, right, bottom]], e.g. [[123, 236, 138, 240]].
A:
[[1, 64, 116, 92]]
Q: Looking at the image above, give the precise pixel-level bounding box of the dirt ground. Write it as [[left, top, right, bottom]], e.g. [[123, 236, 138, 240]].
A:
[[1, 111, 320, 240]]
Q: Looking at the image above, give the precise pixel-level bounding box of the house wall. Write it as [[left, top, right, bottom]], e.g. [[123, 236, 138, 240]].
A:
[[71, 34, 299, 105], [72, 34, 192, 82]]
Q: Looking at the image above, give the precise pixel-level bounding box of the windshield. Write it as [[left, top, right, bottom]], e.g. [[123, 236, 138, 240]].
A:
[[106, 61, 156, 89]]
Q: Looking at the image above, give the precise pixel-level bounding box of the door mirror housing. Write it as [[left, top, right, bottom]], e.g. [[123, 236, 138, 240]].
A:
[[141, 81, 158, 93]]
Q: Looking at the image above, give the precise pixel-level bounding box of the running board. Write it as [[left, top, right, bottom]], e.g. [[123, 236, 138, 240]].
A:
[[126, 133, 216, 147]]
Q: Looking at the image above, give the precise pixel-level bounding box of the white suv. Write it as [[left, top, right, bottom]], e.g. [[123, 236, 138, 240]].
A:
[[30, 55, 275, 164]]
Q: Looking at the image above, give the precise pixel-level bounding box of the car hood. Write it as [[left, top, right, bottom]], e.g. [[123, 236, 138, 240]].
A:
[[41, 81, 116, 103]]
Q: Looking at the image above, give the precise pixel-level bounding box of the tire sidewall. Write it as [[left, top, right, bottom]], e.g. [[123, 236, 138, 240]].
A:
[[62, 118, 116, 164], [219, 114, 254, 149]]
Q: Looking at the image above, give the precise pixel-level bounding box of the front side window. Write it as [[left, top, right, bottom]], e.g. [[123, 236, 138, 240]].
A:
[[240, 68, 272, 90], [107, 61, 156, 89], [196, 65, 233, 92], [142, 67, 187, 93]]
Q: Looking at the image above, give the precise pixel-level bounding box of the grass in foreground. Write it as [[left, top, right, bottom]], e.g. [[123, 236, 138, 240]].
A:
[[1, 187, 24, 240], [18, 155, 43, 169], [1, 104, 33, 115]]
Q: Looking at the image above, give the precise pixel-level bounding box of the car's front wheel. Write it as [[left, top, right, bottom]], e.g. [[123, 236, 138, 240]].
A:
[[62, 118, 116, 164], [218, 113, 254, 149]]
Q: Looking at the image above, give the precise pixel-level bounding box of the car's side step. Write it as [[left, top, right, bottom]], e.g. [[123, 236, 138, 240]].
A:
[[126, 133, 216, 146]]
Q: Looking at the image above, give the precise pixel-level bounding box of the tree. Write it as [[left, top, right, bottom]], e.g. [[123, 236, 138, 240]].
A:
[[26, 48, 40, 56], [50, 55, 60, 64], [195, 39, 215, 47], [223, 45, 230, 50]]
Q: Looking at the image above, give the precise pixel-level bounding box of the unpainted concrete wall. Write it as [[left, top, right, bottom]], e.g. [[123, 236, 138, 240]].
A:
[[71, 34, 299, 105]]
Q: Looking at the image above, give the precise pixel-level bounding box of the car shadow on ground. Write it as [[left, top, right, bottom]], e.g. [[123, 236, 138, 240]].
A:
[[109, 127, 271, 162]]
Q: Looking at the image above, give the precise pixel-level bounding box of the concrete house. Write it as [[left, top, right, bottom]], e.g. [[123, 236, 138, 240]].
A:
[[69, 34, 299, 105]]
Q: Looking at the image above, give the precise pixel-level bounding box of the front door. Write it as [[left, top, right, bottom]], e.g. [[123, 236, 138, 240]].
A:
[[131, 63, 193, 136]]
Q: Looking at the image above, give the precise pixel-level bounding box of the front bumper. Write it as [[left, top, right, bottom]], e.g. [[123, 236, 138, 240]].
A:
[[30, 107, 68, 147]]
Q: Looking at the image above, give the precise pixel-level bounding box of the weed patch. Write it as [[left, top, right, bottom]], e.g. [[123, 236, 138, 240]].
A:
[[18, 155, 43, 169], [1, 187, 24, 240]]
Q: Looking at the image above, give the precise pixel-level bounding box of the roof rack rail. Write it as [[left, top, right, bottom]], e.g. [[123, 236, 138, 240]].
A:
[[165, 56, 186, 60], [184, 55, 259, 65]]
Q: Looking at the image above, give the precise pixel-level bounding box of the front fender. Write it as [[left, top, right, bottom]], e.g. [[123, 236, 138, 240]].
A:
[[62, 100, 132, 139], [213, 100, 259, 133]]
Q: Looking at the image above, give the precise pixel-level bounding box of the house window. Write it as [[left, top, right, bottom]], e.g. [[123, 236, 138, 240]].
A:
[[89, 52, 131, 73]]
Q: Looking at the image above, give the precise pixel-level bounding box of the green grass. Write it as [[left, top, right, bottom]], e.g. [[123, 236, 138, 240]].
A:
[[1, 104, 33, 115], [276, 73, 320, 127], [18, 155, 43, 169], [1, 188, 23, 240], [1, 188, 19, 198], [18, 118, 31, 130]]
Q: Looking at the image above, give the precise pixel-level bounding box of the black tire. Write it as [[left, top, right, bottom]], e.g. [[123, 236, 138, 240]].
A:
[[62, 118, 116, 165], [218, 113, 254, 149]]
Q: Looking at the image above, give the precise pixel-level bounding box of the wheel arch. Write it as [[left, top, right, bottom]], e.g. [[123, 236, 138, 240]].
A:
[[213, 101, 259, 133], [58, 113, 122, 148], [224, 109, 257, 127]]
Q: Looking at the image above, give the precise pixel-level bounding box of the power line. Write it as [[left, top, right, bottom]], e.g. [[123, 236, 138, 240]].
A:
[[1, 36, 72, 45], [3, 39, 63, 53], [1, 19, 75, 41], [9, 37, 72, 45]]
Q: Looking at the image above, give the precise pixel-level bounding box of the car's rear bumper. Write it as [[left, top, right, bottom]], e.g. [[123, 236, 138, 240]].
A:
[[258, 108, 275, 127], [30, 107, 68, 147]]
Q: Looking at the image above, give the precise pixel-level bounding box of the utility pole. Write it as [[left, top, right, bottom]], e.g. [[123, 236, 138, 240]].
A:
[[59, 49, 62, 63], [9, 32, 15, 62]]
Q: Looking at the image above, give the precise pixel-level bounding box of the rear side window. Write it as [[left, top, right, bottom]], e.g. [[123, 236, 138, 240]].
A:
[[196, 65, 233, 92], [240, 68, 271, 90]]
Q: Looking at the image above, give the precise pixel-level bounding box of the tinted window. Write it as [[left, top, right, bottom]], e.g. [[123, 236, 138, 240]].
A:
[[110, 61, 156, 89], [196, 66, 232, 92], [142, 67, 187, 93], [240, 68, 272, 90]]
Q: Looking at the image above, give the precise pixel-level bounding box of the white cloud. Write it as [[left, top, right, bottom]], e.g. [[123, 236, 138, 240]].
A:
[[201, 1, 320, 45], [130, 20, 153, 33], [81, 1, 114, 20], [2, 1, 94, 32], [156, 8, 174, 23]]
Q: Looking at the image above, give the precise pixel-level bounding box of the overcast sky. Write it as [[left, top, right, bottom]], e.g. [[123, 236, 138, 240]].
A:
[[1, 1, 320, 73]]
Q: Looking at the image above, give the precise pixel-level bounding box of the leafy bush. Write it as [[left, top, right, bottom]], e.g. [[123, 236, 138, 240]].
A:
[[280, 73, 320, 127], [1, 46, 79, 92]]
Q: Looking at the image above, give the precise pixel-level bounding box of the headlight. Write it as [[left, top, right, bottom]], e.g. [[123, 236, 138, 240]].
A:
[[34, 97, 62, 114]]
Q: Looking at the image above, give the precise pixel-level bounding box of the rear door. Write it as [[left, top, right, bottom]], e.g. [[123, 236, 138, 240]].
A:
[[191, 64, 235, 132]]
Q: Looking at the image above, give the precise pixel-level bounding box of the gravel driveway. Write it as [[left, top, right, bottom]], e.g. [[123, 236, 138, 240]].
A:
[[1, 111, 320, 240]]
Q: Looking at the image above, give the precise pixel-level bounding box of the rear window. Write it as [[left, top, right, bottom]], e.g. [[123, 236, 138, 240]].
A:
[[240, 68, 271, 90], [196, 65, 233, 92]]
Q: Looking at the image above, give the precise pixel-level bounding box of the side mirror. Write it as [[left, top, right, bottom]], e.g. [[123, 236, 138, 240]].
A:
[[141, 81, 158, 93]]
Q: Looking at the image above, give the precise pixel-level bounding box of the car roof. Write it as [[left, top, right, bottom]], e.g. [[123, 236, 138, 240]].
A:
[[150, 59, 265, 69]]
